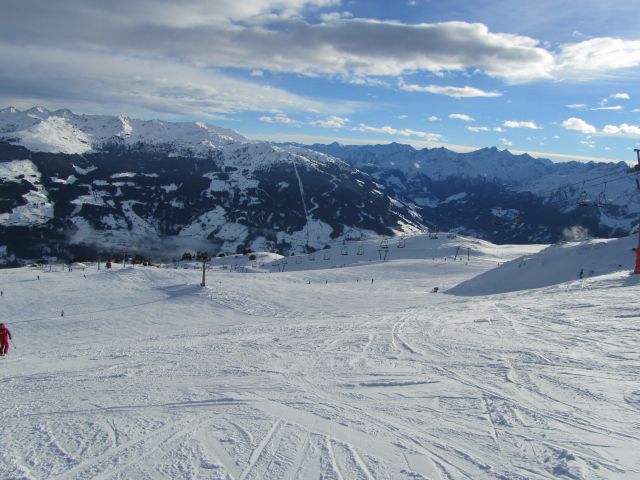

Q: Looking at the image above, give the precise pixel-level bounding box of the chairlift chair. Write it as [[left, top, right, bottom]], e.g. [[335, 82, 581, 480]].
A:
[[341, 246, 348, 256], [357, 244, 364, 255], [397, 236, 406, 248], [323, 250, 330, 261], [577, 191, 591, 207], [597, 183, 607, 208], [429, 231, 438, 239], [308, 252, 315, 261], [597, 192, 607, 208], [295, 256, 302, 264], [380, 238, 389, 249]]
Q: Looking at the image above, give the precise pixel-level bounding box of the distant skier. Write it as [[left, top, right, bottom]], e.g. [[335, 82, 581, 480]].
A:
[[0, 323, 12, 356], [579, 268, 584, 280]]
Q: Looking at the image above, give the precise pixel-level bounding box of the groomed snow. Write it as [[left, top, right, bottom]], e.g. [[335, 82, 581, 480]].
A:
[[1, 234, 639, 479]]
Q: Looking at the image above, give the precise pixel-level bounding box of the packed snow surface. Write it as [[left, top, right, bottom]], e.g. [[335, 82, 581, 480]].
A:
[[1, 234, 640, 479], [450, 235, 638, 295]]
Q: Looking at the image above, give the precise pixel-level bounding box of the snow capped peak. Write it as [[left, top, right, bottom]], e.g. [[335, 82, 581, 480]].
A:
[[0, 107, 248, 154], [27, 105, 49, 114]]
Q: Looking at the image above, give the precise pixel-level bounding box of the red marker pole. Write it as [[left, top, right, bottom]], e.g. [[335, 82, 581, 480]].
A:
[[635, 236, 640, 274], [628, 149, 640, 274]]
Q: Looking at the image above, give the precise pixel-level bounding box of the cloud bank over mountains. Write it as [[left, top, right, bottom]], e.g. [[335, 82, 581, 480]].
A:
[[2, 0, 640, 117]]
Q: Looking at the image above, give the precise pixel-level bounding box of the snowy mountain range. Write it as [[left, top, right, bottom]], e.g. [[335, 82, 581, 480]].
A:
[[0, 107, 421, 263], [0, 106, 639, 263], [303, 142, 640, 243]]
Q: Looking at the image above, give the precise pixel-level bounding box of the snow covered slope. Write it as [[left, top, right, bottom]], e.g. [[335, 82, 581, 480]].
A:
[[1, 234, 639, 479], [449, 234, 637, 295]]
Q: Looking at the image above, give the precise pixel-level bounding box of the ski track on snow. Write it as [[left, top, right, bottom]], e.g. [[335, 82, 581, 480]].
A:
[[1, 236, 640, 479]]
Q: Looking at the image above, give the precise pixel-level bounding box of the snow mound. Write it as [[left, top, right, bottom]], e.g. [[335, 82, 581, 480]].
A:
[[449, 235, 636, 295]]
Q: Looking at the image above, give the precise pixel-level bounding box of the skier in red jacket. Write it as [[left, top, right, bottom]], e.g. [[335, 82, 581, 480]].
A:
[[0, 323, 12, 356]]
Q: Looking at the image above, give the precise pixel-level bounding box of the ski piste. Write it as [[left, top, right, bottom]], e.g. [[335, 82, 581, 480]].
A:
[[1, 232, 639, 479]]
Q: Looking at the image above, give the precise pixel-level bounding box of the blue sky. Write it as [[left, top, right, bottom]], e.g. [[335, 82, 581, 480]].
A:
[[1, 0, 640, 162]]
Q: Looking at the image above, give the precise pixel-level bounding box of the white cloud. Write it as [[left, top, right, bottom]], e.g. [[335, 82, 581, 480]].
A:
[[354, 123, 442, 142], [0, 44, 336, 119], [310, 115, 350, 128], [3, 1, 640, 122], [555, 37, 640, 79], [398, 81, 501, 98], [0, 7, 559, 82], [428, 115, 441, 122], [503, 120, 542, 129], [592, 105, 624, 111], [395, 114, 408, 119], [320, 11, 353, 22], [493, 126, 504, 132], [602, 123, 640, 138], [466, 126, 490, 132], [561, 117, 597, 134], [634, 109, 640, 113], [250, 69, 264, 77], [562, 117, 640, 138], [449, 113, 474, 122], [500, 138, 512, 146], [610, 92, 630, 100], [565, 104, 588, 110], [259, 113, 297, 124]]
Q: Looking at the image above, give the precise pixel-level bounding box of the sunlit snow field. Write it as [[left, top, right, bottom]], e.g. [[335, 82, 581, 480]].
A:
[[1, 234, 639, 479]]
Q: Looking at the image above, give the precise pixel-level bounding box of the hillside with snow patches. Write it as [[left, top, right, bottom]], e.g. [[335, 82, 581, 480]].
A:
[[0, 107, 423, 262], [1, 232, 639, 479], [1, 107, 639, 266], [305, 142, 640, 243]]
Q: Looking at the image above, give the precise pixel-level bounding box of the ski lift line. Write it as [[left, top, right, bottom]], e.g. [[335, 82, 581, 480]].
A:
[[289, 229, 424, 254], [529, 169, 629, 198], [538, 175, 635, 209]]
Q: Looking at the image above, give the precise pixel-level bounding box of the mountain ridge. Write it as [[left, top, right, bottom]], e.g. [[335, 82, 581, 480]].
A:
[[0, 108, 424, 263], [0, 107, 638, 263]]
